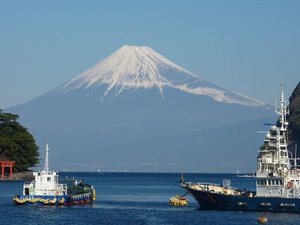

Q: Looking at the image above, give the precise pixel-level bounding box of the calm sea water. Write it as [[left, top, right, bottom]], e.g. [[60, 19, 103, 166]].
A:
[[0, 173, 299, 225]]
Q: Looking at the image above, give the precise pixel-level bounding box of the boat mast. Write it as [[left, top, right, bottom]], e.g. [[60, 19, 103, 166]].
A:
[[256, 84, 291, 197], [44, 143, 49, 172], [275, 84, 289, 167], [276, 84, 289, 131], [256, 84, 290, 176], [295, 143, 298, 169]]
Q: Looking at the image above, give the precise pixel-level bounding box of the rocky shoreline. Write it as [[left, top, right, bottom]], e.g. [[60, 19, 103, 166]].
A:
[[0, 171, 34, 181]]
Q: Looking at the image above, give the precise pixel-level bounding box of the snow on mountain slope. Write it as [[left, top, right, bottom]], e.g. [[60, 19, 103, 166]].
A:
[[61, 45, 195, 95], [60, 45, 265, 107]]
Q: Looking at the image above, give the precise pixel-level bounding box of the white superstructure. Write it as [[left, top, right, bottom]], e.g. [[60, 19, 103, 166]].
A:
[[23, 144, 67, 196], [256, 84, 300, 197]]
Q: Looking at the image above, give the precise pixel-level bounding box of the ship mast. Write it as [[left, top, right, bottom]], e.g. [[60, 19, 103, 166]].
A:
[[256, 84, 290, 177], [255, 84, 291, 197], [44, 143, 49, 173], [295, 143, 298, 169], [275, 84, 289, 168], [276, 84, 289, 132]]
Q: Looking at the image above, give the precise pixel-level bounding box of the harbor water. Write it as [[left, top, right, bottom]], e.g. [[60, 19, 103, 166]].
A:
[[0, 172, 299, 225]]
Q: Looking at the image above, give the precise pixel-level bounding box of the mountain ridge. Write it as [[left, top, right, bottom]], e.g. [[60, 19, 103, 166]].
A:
[[7, 45, 274, 172], [60, 45, 195, 96], [57, 45, 266, 107]]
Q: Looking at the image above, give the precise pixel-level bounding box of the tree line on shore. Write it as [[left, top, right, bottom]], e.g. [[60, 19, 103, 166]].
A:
[[0, 110, 39, 172]]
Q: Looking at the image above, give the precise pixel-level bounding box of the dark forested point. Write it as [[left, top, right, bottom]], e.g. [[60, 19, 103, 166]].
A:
[[0, 109, 39, 172], [288, 82, 300, 144]]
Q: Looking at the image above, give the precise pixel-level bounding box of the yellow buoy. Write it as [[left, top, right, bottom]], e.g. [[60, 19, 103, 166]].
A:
[[169, 195, 188, 206], [258, 216, 268, 224]]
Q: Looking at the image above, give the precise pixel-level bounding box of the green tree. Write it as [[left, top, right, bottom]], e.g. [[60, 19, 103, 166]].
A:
[[0, 109, 39, 172], [288, 82, 300, 144]]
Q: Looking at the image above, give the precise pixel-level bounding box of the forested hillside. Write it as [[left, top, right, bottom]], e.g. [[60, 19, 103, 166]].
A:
[[0, 110, 39, 172], [288, 82, 300, 144]]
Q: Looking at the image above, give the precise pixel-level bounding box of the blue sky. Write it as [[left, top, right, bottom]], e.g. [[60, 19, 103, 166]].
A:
[[0, 0, 299, 108]]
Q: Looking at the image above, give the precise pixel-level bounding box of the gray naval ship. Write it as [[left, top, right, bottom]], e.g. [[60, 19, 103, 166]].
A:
[[181, 84, 300, 212]]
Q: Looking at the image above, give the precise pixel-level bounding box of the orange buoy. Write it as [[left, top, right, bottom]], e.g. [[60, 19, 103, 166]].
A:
[[258, 216, 268, 224]]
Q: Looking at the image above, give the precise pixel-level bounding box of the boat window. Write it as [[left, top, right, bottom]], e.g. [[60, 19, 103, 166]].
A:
[[47, 177, 51, 182]]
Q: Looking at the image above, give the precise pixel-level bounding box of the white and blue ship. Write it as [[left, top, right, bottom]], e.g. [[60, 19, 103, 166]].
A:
[[181, 84, 300, 212], [13, 144, 96, 205]]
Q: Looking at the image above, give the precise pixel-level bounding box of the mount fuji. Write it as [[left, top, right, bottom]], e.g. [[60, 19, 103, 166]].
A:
[[60, 45, 264, 106], [9, 45, 273, 172]]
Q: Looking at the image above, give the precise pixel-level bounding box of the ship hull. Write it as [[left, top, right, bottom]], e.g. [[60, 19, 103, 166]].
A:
[[13, 192, 95, 206], [185, 186, 300, 213]]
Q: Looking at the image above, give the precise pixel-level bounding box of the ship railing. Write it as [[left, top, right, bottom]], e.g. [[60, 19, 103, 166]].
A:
[[183, 181, 256, 196], [188, 182, 237, 190], [57, 183, 68, 193], [184, 182, 221, 186], [23, 181, 35, 188], [289, 169, 300, 177]]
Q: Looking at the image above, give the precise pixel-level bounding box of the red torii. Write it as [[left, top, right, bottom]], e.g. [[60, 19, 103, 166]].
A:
[[0, 161, 15, 178]]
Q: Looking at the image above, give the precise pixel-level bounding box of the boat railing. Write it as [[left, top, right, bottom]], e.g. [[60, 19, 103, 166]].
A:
[[23, 181, 35, 187], [195, 182, 222, 187], [188, 182, 238, 190], [57, 183, 68, 192], [289, 169, 300, 177], [183, 181, 221, 187]]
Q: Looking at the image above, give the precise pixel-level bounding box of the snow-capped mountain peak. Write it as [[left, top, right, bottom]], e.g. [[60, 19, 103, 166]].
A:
[[61, 45, 195, 95], [60, 45, 266, 107]]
